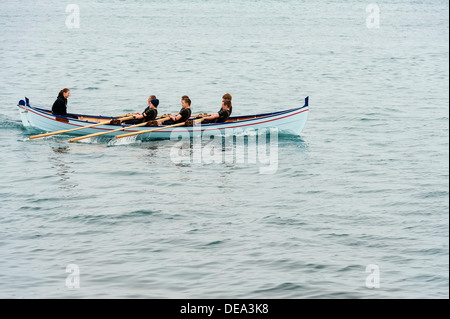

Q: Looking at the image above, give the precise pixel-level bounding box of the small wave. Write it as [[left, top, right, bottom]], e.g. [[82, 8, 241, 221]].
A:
[[360, 117, 379, 121], [107, 135, 139, 146], [252, 282, 304, 295], [68, 210, 160, 225], [205, 240, 225, 246], [71, 135, 115, 144], [122, 210, 160, 217], [0, 116, 25, 130]]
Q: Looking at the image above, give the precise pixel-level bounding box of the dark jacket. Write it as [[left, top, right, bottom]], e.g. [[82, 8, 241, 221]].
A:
[[52, 92, 67, 116], [142, 107, 158, 121], [216, 108, 231, 123], [177, 107, 191, 123]]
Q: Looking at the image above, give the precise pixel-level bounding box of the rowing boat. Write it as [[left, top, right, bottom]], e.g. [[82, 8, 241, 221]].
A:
[[17, 96, 309, 140]]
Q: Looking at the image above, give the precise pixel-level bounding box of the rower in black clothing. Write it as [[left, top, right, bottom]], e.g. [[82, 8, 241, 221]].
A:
[[203, 93, 232, 123], [125, 95, 159, 124], [164, 95, 192, 125]]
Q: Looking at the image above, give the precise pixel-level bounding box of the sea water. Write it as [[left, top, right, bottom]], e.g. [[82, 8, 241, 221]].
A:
[[0, 0, 448, 298]]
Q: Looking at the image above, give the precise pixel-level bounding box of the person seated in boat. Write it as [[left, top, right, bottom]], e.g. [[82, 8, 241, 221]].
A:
[[125, 96, 159, 124], [163, 95, 192, 125], [203, 93, 233, 123], [52, 88, 78, 119]]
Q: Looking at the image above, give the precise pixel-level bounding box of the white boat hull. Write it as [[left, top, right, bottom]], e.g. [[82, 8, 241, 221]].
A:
[[17, 97, 309, 140]]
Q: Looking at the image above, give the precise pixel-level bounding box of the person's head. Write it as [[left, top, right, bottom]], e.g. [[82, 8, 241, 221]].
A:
[[60, 88, 70, 99], [150, 98, 159, 109], [222, 99, 232, 110], [222, 93, 232, 101], [148, 95, 157, 105], [181, 95, 191, 108]]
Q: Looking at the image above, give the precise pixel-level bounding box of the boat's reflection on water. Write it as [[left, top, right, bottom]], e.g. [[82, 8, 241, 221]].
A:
[[52, 145, 70, 154], [49, 145, 78, 190]]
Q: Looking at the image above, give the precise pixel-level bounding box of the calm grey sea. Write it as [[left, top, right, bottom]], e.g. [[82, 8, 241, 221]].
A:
[[0, 0, 448, 299]]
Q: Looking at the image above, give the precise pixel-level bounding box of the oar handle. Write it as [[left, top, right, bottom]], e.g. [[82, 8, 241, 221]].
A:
[[192, 113, 208, 118], [113, 113, 133, 118]]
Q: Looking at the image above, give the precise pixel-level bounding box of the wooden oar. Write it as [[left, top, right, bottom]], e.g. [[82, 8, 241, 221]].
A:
[[69, 117, 170, 142], [115, 117, 205, 139], [192, 113, 208, 118], [29, 115, 134, 140], [113, 113, 134, 118]]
